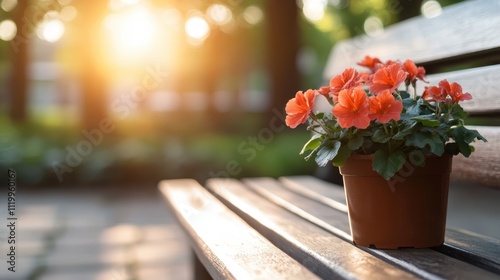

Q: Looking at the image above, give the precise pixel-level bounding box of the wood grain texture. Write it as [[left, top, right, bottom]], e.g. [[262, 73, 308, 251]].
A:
[[324, 0, 500, 79], [451, 126, 500, 188], [158, 179, 320, 280], [205, 178, 418, 279], [438, 228, 500, 274], [276, 176, 500, 278]]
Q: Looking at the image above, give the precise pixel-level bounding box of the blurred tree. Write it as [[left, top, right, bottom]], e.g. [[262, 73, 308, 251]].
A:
[[8, 0, 29, 122], [265, 0, 300, 117], [73, 2, 110, 131]]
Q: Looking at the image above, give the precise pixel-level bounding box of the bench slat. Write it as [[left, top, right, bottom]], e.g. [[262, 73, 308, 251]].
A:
[[158, 179, 320, 280], [205, 178, 418, 279], [451, 126, 500, 188], [245, 177, 499, 279], [324, 0, 500, 78], [279, 176, 500, 274]]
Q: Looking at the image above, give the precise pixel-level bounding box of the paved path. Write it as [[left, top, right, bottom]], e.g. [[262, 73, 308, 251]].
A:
[[0, 185, 192, 280], [1, 179, 499, 280]]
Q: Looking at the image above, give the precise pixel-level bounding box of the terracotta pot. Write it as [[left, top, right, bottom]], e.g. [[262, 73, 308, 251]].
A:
[[339, 154, 452, 249]]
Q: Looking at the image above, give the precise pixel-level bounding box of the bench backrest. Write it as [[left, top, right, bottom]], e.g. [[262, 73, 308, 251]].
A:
[[324, 0, 500, 188]]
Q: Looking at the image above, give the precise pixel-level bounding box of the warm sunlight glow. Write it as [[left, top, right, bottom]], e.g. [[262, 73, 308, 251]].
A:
[[302, 0, 327, 22], [421, 0, 442, 18], [163, 7, 182, 27], [39, 19, 65, 42], [0, 19, 16, 41], [207, 4, 232, 25], [185, 16, 210, 44], [106, 7, 157, 56], [1, 0, 16, 12], [243, 6, 263, 25], [60, 5, 78, 22]]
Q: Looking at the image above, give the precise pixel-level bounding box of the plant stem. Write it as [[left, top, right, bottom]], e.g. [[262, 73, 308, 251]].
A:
[[309, 112, 333, 137]]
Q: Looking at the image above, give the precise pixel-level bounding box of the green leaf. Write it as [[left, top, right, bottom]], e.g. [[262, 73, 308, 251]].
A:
[[408, 150, 426, 167], [372, 129, 391, 143], [372, 149, 406, 180], [405, 132, 444, 156], [412, 115, 440, 127], [300, 135, 321, 155], [450, 104, 468, 119], [450, 126, 486, 157], [392, 120, 417, 140], [348, 134, 364, 150], [403, 98, 421, 116], [315, 141, 341, 167], [332, 145, 352, 167]]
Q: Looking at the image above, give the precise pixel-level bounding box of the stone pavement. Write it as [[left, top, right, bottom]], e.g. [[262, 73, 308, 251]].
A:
[[0, 185, 192, 280], [1, 179, 499, 280]]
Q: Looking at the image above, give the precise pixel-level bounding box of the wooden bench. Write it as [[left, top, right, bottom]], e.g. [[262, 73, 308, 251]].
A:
[[160, 176, 500, 279], [159, 1, 500, 279]]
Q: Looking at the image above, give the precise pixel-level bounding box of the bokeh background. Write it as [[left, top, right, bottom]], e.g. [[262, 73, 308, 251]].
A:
[[0, 0, 463, 187]]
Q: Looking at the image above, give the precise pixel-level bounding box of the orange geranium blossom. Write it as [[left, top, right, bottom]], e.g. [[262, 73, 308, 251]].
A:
[[284, 56, 485, 180], [369, 90, 403, 123], [285, 89, 317, 129], [333, 87, 371, 129], [369, 62, 408, 94]]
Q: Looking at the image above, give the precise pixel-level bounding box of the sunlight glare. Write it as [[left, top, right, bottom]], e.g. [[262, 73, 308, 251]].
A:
[[108, 7, 157, 55], [421, 0, 442, 18], [1, 0, 17, 12], [60, 5, 78, 22], [243, 6, 263, 25], [302, 0, 327, 22], [39, 19, 65, 42], [0, 19, 16, 41], [164, 7, 182, 27], [207, 4, 232, 25], [185, 16, 210, 44]]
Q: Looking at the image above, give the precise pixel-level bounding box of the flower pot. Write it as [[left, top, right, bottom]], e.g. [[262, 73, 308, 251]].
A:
[[339, 154, 452, 249]]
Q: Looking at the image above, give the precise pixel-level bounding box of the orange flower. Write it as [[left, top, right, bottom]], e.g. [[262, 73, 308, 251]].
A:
[[332, 87, 371, 129], [285, 89, 317, 128], [403, 59, 426, 84], [329, 68, 362, 96], [357, 56, 382, 71], [369, 63, 408, 94], [438, 79, 472, 103], [369, 90, 403, 123], [422, 86, 447, 102]]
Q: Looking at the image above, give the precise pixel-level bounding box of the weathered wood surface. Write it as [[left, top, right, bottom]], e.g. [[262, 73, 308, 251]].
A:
[[277, 176, 500, 275], [242, 177, 500, 279], [158, 179, 320, 280], [451, 126, 500, 188], [205, 178, 418, 279], [325, 0, 500, 78]]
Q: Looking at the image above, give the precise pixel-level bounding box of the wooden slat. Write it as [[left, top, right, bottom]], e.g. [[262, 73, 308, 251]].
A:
[[158, 179, 320, 280], [253, 176, 500, 279], [324, 0, 500, 78], [205, 178, 419, 279], [451, 126, 500, 188], [280, 176, 500, 273], [436, 228, 500, 275]]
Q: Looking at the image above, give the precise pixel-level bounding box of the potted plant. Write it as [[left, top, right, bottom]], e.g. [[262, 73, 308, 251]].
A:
[[285, 56, 487, 249]]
